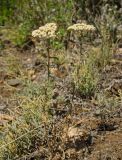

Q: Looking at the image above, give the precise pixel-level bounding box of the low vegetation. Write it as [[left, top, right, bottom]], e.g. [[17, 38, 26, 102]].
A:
[[0, 1, 122, 159]]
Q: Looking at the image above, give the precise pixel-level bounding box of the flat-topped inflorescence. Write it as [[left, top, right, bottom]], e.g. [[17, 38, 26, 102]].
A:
[[32, 23, 57, 39], [67, 23, 96, 32]]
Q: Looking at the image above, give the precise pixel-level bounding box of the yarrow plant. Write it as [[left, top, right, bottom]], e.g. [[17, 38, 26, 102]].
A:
[[32, 23, 57, 80], [67, 22, 96, 58], [67, 23, 96, 96]]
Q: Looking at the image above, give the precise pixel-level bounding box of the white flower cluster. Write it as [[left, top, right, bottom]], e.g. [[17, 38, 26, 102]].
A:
[[67, 23, 96, 32], [32, 23, 57, 39]]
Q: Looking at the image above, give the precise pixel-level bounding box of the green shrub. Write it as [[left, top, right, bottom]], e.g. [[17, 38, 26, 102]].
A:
[[77, 69, 98, 98], [13, 20, 34, 46], [72, 50, 99, 98]]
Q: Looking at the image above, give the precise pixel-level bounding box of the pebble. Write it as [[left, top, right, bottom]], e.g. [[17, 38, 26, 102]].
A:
[[52, 89, 59, 99], [0, 104, 7, 110], [7, 79, 22, 86], [94, 109, 101, 116]]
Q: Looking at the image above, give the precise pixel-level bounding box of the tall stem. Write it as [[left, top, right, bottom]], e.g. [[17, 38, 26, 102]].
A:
[[77, 33, 82, 84], [47, 39, 50, 80], [79, 33, 83, 60]]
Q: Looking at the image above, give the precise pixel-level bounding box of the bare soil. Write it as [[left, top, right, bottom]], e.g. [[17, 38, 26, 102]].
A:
[[0, 42, 122, 159]]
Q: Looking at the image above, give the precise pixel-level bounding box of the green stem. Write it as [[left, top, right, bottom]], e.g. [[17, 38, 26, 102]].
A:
[[47, 39, 50, 80], [79, 33, 83, 60], [77, 33, 82, 84]]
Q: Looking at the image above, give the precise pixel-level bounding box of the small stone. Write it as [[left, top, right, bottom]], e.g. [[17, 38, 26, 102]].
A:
[[94, 38, 102, 45], [52, 89, 59, 99], [7, 79, 22, 86], [34, 59, 41, 66], [94, 109, 101, 116], [28, 70, 35, 77], [0, 105, 7, 110], [67, 126, 85, 139], [31, 74, 37, 81], [26, 58, 31, 62], [51, 99, 57, 108], [113, 54, 122, 60], [117, 24, 122, 32]]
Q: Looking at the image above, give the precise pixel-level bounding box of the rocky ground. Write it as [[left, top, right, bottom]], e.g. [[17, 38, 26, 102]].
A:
[[0, 38, 122, 159]]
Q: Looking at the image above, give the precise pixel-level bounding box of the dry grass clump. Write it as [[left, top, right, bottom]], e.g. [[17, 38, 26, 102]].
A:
[[0, 81, 53, 159], [3, 54, 22, 76]]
